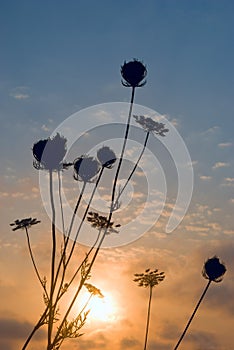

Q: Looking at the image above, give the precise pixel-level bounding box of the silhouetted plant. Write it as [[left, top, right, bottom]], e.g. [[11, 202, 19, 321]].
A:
[[12, 59, 174, 350], [134, 268, 165, 350], [173, 256, 226, 350]]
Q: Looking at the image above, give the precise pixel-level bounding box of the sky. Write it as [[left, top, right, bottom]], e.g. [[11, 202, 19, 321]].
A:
[[0, 1, 234, 349]]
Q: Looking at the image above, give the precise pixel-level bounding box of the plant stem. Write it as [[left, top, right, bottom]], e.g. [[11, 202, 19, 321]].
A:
[[51, 181, 86, 298], [114, 130, 150, 208], [51, 228, 106, 349], [25, 227, 48, 298], [173, 279, 212, 350], [58, 171, 66, 246], [47, 170, 56, 350], [21, 308, 48, 349], [54, 167, 104, 305], [110, 87, 135, 211], [144, 286, 153, 350]]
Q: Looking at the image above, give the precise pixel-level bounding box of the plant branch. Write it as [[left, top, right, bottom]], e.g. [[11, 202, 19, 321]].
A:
[[173, 279, 212, 350]]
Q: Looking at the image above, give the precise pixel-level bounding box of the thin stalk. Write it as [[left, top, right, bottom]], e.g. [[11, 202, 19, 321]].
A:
[[114, 130, 150, 208], [51, 182, 86, 298], [47, 170, 56, 350], [173, 279, 212, 350], [51, 228, 106, 349], [144, 286, 153, 350], [63, 227, 102, 292], [54, 167, 104, 304], [58, 171, 66, 245], [25, 227, 49, 299], [110, 87, 135, 210]]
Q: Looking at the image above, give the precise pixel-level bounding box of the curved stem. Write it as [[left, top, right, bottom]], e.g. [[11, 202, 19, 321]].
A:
[[51, 229, 106, 349], [54, 167, 104, 304], [25, 227, 48, 299], [114, 130, 150, 207], [64, 227, 102, 291], [173, 280, 212, 350], [110, 87, 135, 211], [48, 170, 56, 349], [51, 181, 86, 298], [144, 286, 153, 350], [21, 308, 48, 350]]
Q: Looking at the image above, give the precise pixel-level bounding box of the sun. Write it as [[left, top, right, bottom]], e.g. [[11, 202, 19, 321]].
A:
[[88, 293, 116, 322]]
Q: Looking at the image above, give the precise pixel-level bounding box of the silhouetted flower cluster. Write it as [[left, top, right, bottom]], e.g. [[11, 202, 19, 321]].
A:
[[33, 133, 67, 171], [134, 268, 165, 288], [10, 217, 41, 231], [133, 115, 169, 136], [87, 212, 120, 234], [202, 256, 226, 282], [121, 59, 147, 87], [73, 156, 100, 183], [97, 146, 117, 169], [84, 283, 104, 298]]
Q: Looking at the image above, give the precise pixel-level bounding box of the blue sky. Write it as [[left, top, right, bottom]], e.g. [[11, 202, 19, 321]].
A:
[[0, 1, 234, 349]]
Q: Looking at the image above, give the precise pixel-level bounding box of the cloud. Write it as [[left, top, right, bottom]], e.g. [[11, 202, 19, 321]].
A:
[[0, 318, 46, 340], [9, 86, 30, 100], [225, 177, 234, 182], [218, 142, 232, 148], [120, 336, 140, 348], [10, 93, 30, 100], [212, 162, 230, 169], [199, 175, 212, 180], [187, 330, 219, 349]]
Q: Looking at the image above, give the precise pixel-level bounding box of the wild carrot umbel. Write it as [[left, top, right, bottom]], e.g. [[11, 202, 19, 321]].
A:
[[134, 268, 165, 350]]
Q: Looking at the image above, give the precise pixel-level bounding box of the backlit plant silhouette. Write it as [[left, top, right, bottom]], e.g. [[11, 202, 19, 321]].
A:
[[173, 256, 226, 350], [10, 59, 172, 350], [134, 268, 165, 350]]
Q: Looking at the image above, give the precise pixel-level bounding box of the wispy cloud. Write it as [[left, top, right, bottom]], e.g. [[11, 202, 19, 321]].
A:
[[10, 86, 30, 100], [212, 162, 230, 169], [199, 175, 212, 180], [218, 142, 232, 148]]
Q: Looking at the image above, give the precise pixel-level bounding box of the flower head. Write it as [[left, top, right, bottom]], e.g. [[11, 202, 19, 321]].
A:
[[73, 156, 100, 183], [133, 268, 165, 288], [32, 133, 67, 171], [97, 146, 116, 169], [133, 115, 169, 136], [85, 283, 104, 298], [121, 59, 147, 87], [87, 211, 120, 234], [202, 256, 226, 283], [10, 217, 41, 231]]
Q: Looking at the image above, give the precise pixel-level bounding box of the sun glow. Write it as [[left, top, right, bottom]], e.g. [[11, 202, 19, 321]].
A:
[[89, 293, 116, 322]]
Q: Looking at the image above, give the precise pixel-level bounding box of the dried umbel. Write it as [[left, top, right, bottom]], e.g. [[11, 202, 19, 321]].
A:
[[32, 133, 67, 171], [134, 268, 165, 288], [84, 283, 104, 298], [73, 156, 100, 183], [87, 211, 120, 234], [202, 256, 226, 282], [10, 217, 41, 231], [121, 59, 147, 87], [97, 146, 117, 169], [133, 115, 169, 136]]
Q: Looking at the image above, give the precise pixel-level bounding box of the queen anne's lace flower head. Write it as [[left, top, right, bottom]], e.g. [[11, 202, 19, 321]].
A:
[[133, 115, 169, 136], [10, 217, 41, 231]]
